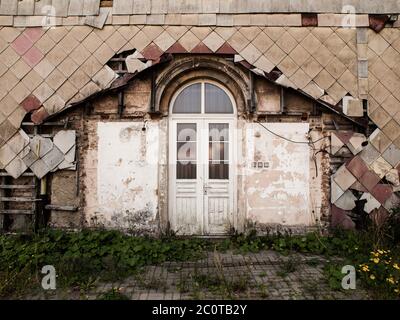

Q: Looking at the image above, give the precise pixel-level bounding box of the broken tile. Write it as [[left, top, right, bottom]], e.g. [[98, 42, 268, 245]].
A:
[[371, 184, 393, 205], [350, 181, 368, 193], [331, 205, 355, 230], [29, 158, 50, 179], [382, 144, 400, 167], [359, 143, 381, 165], [333, 164, 357, 191], [369, 129, 392, 153], [42, 146, 64, 171], [347, 133, 367, 155], [0, 143, 17, 167], [385, 169, 400, 186], [53, 130, 76, 154], [331, 178, 344, 203], [7, 130, 30, 155], [343, 97, 364, 117], [4, 156, 27, 179], [383, 193, 400, 211], [29, 135, 53, 158], [346, 155, 369, 179], [359, 170, 381, 192], [370, 156, 393, 179], [360, 193, 381, 214], [334, 190, 357, 211]]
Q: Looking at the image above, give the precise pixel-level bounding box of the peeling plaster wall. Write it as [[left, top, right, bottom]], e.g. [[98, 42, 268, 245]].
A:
[[244, 123, 321, 228], [84, 121, 159, 233]]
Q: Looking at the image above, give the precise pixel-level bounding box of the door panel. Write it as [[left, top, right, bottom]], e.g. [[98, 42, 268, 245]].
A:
[[170, 119, 234, 235]]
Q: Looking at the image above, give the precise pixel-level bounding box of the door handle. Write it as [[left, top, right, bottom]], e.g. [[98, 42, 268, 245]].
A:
[[203, 184, 210, 195]]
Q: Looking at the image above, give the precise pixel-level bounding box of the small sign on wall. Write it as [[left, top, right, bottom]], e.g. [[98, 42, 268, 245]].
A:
[[251, 161, 270, 169]]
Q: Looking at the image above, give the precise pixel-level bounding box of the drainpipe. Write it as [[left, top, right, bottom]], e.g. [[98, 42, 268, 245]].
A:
[[150, 70, 156, 113], [249, 71, 256, 113], [118, 90, 125, 117]]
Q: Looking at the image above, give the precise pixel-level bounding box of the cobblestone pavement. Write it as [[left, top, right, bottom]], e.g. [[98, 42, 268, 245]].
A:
[[30, 250, 371, 300]]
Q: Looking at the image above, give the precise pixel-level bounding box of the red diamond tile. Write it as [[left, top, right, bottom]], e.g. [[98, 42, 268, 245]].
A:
[[239, 60, 253, 70], [22, 46, 44, 67], [359, 170, 381, 192], [24, 28, 44, 43], [165, 42, 188, 54], [21, 94, 42, 112], [141, 43, 163, 61], [12, 33, 33, 55], [191, 42, 213, 54], [346, 156, 369, 179], [331, 205, 355, 230], [336, 131, 354, 144], [350, 181, 368, 192], [216, 42, 237, 55], [370, 184, 393, 204], [31, 106, 49, 124]]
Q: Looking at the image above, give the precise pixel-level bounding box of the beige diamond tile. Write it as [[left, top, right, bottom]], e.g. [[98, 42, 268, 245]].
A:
[[301, 57, 323, 79], [370, 82, 391, 104], [45, 68, 66, 91], [264, 27, 285, 42], [369, 107, 391, 129], [394, 111, 400, 126], [336, 28, 356, 44], [0, 94, 19, 116], [311, 28, 334, 42], [287, 27, 310, 42], [312, 44, 335, 68], [57, 57, 78, 78], [22, 69, 42, 91], [106, 30, 127, 53], [166, 26, 189, 40], [142, 26, 164, 42], [93, 26, 116, 41], [338, 70, 358, 96], [300, 33, 321, 55], [1, 70, 19, 92], [58, 33, 79, 55], [154, 30, 176, 51], [369, 129, 392, 153], [58, 80, 77, 103], [33, 82, 54, 103], [8, 106, 26, 129], [337, 45, 357, 68], [382, 120, 400, 141], [46, 44, 67, 67], [93, 42, 115, 65], [70, 43, 91, 65], [9, 82, 30, 104], [1, 46, 19, 68], [367, 97, 379, 115], [69, 26, 93, 42], [227, 30, 249, 53], [314, 69, 335, 90], [370, 58, 390, 80], [190, 27, 212, 41], [288, 44, 310, 66], [80, 81, 100, 99], [130, 31, 152, 52], [252, 31, 274, 53], [275, 31, 297, 54], [303, 82, 324, 99], [178, 31, 200, 52], [265, 44, 286, 65], [0, 27, 21, 43], [370, 156, 392, 178], [34, 58, 55, 79], [380, 28, 400, 45], [215, 27, 236, 41], [325, 57, 347, 79], [253, 56, 274, 74], [381, 46, 400, 69], [35, 33, 56, 55], [369, 33, 390, 55], [118, 26, 140, 41], [380, 69, 400, 94], [202, 32, 225, 52], [324, 32, 346, 56], [278, 56, 299, 77], [69, 69, 90, 89], [240, 43, 262, 65], [81, 56, 102, 78], [43, 94, 66, 114], [326, 82, 347, 105], [46, 27, 68, 43], [82, 31, 103, 54], [290, 68, 312, 89], [239, 27, 262, 41], [381, 94, 400, 117], [10, 59, 30, 80]]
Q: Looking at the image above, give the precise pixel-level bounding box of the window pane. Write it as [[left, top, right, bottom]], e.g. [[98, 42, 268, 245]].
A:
[[177, 123, 197, 179], [208, 123, 229, 179], [209, 123, 229, 142], [205, 83, 233, 113], [173, 83, 201, 113], [209, 163, 229, 179]]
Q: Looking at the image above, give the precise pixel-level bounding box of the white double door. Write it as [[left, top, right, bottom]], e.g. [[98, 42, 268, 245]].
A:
[[169, 118, 235, 235]]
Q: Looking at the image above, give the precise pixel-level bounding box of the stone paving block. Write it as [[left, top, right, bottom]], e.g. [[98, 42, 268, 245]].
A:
[[370, 156, 393, 178], [381, 143, 400, 167], [333, 164, 357, 191]]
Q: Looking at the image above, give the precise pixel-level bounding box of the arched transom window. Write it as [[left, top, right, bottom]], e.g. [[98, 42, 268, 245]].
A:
[[172, 81, 234, 114]]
